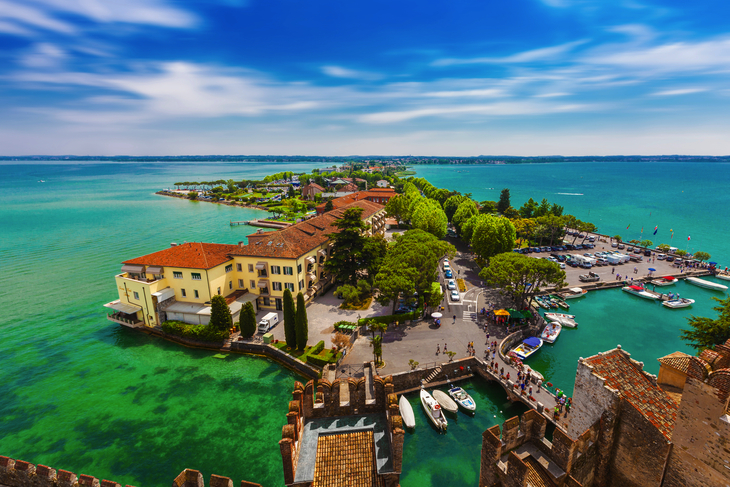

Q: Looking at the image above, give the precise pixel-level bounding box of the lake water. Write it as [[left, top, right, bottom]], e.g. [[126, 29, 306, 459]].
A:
[[1, 160, 727, 487]]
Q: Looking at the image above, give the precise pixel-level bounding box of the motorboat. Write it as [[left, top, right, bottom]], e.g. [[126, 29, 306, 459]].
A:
[[420, 389, 448, 431], [622, 285, 664, 300], [535, 296, 554, 309], [716, 272, 730, 281], [557, 287, 588, 300], [663, 298, 695, 309], [651, 276, 678, 286], [432, 389, 459, 414], [540, 322, 562, 344], [448, 386, 476, 412], [549, 294, 570, 310], [511, 337, 543, 360], [686, 277, 729, 291], [399, 394, 416, 428], [544, 312, 577, 328]]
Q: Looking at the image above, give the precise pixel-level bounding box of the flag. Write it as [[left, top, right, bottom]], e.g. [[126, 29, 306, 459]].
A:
[[653, 226, 658, 235], [641, 226, 643, 234], [688, 235, 691, 241], [626, 224, 630, 230]]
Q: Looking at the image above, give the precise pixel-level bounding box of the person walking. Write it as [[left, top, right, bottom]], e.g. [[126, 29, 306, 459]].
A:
[[453, 315, 456, 324]]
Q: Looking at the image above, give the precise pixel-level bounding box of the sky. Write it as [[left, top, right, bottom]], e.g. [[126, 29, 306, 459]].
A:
[[1, 0, 730, 156]]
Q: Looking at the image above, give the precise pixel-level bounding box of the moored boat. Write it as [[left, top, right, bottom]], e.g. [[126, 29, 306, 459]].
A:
[[544, 312, 577, 328], [432, 389, 459, 414], [448, 386, 476, 412], [686, 277, 729, 291], [399, 394, 416, 428], [662, 298, 695, 309], [622, 285, 664, 300], [549, 294, 570, 310], [420, 389, 448, 431], [540, 322, 562, 344], [557, 287, 588, 300], [512, 337, 543, 360], [651, 276, 678, 286], [716, 272, 730, 281]]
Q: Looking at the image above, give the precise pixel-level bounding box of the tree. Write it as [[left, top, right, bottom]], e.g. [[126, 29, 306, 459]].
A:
[[629, 239, 641, 245], [452, 199, 478, 235], [470, 215, 517, 260], [513, 218, 537, 247], [336, 284, 361, 306], [332, 332, 350, 351], [385, 194, 410, 223], [445, 351, 456, 362], [503, 207, 520, 219], [324, 199, 334, 212], [641, 239, 653, 248], [443, 194, 466, 222], [369, 320, 388, 338], [371, 335, 383, 364], [694, 251, 711, 262], [518, 198, 537, 219], [408, 359, 419, 370], [681, 296, 730, 350], [480, 252, 567, 307], [613, 235, 623, 243], [188, 191, 198, 200], [497, 188, 511, 214], [283, 289, 297, 348], [479, 200, 498, 214], [373, 262, 418, 313], [411, 198, 448, 238], [676, 249, 688, 257], [656, 244, 670, 252], [325, 207, 370, 285], [579, 222, 597, 243], [239, 302, 257, 338], [295, 292, 309, 351], [209, 295, 232, 332], [361, 234, 388, 284]]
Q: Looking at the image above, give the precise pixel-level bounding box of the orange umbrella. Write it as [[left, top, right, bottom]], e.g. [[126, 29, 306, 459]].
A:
[[493, 309, 510, 316]]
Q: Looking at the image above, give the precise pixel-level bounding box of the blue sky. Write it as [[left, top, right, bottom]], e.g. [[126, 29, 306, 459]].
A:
[[1, 0, 729, 156]]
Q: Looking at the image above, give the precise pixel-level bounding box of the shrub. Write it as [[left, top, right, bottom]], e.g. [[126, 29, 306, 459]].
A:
[[306, 349, 342, 367], [310, 340, 325, 355], [161, 320, 229, 342]]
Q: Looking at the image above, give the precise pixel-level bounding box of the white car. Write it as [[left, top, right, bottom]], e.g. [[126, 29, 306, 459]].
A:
[[559, 262, 566, 269], [447, 279, 457, 290], [450, 290, 460, 301]]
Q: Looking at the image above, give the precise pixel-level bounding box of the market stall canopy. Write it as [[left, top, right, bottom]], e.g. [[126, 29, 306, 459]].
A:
[[494, 309, 510, 316], [431, 312, 443, 319]]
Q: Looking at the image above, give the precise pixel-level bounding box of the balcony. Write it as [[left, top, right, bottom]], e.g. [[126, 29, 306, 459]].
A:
[[106, 312, 143, 328], [117, 272, 163, 284]]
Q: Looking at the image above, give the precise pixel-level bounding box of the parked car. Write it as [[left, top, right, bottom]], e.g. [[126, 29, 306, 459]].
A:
[[644, 249, 652, 256], [666, 255, 675, 262], [559, 262, 566, 269], [618, 244, 625, 249], [657, 253, 666, 260], [611, 242, 618, 248]]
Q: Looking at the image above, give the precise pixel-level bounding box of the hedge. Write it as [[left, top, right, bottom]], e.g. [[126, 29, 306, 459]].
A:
[[161, 320, 229, 342], [307, 349, 342, 367], [358, 308, 422, 325], [310, 340, 325, 355]]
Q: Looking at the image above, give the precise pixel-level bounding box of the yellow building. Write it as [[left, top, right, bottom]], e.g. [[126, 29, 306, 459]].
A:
[[105, 200, 386, 328]]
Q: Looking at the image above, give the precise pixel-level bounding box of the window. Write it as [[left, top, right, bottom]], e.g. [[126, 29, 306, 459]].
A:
[[180, 289, 186, 298], [225, 264, 233, 273], [260, 287, 269, 295], [229, 280, 233, 290], [285, 282, 294, 292], [133, 291, 140, 300], [271, 265, 281, 274], [298, 280, 304, 290], [284, 266, 293, 275], [173, 271, 183, 279], [237, 263, 242, 272], [191, 272, 202, 280], [297, 264, 302, 274], [248, 264, 254, 272], [194, 290, 199, 298], [273, 282, 282, 291], [276, 298, 283, 310], [238, 279, 244, 288], [263, 297, 271, 306], [250, 280, 256, 289]]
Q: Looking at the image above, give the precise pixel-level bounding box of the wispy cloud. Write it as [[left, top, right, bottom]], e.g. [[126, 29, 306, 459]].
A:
[[20, 43, 66, 68], [321, 65, 382, 80], [652, 88, 706, 96], [432, 40, 589, 66]]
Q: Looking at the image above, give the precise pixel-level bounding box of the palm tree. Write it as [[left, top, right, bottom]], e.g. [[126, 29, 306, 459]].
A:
[[371, 335, 383, 364]]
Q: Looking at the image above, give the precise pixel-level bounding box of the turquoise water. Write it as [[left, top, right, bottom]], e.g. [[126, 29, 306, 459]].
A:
[[0, 160, 727, 487]]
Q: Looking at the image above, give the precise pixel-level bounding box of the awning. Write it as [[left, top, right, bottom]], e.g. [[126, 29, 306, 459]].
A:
[[255, 262, 267, 270], [306, 256, 316, 264], [121, 264, 144, 273], [317, 249, 327, 256], [146, 266, 163, 274], [523, 337, 542, 347], [308, 273, 316, 281], [494, 309, 510, 316], [257, 280, 269, 288], [104, 300, 142, 314], [152, 287, 175, 301]]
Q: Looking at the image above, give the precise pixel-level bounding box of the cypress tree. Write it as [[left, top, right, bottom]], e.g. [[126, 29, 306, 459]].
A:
[[283, 289, 297, 348], [209, 294, 232, 332], [240, 302, 257, 338], [295, 292, 309, 351]]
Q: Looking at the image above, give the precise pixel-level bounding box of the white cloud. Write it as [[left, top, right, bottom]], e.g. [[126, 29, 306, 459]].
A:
[[433, 40, 589, 66], [652, 88, 706, 96], [587, 38, 730, 72], [20, 43, 67, 69], [321, 65, 382, 80], [0, 0, 75, 34]]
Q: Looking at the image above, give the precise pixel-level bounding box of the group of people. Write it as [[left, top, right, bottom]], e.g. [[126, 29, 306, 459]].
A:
[[466, 341, 477, 356], [552, 389, 572, 419], [435, 343, 448, 355]]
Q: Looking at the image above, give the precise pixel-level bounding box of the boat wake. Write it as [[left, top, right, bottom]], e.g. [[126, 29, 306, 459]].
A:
[[556, 192, 583, 196]]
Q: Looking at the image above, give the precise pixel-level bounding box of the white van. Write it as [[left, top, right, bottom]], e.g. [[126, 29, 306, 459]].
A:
[[657, 253, 666, 260], [258, 312, 279, 334]]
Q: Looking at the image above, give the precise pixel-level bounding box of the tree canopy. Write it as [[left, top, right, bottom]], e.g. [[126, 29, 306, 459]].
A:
[[681, 296, 730, 351], [470, 215, 517, 260], [694, 251, 711, 262], [479, 252, 567, 306], [295, 292, 309, 351], [239, 302, 257, 338], [411, 198, 448, 238], [497, 188, 511, 214], [325, 207, 372, 285], [209, 295, 232, 332], [283, 289, 297, 348], [443, 194, 467, 222], [452, 199, 478, 236]]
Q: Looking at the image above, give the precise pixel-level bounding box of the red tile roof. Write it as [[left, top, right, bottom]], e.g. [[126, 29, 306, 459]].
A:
[[123, 242, 238, 269], [316, 190, 392, 213], [231, 200, 383, 259], [313, 431, 379, 487], [585, 349, 678, 439], [658, 351, 693, 374]]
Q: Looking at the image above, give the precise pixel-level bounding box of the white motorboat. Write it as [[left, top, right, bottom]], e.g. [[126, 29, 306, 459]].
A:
[[622, 285, 664, 300], [558, 287, 588, 300], [511, 337, 543, 360], [651, 276, 678, 286], [716, 272, 730, 281], [544, 312, 577, 328], [420, 389, 448, 431], [432, 389, 459, 414], [663, 298, 696, 309], [540, 322, 562, 344], [448, 386, 476, 412], [399, 394, 416, 428], [686, 277, 729, 291]]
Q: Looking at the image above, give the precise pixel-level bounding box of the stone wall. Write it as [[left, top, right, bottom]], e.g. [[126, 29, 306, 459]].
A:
[[0, 459, 260, 487], [229, 341, 320, 379], [568, 358, 620, 440], [388, 357, 481, 393], [662, 377, 730, 487]]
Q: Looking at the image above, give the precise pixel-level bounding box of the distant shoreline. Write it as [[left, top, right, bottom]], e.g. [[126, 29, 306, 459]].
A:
[[156, 190, 272, 213]]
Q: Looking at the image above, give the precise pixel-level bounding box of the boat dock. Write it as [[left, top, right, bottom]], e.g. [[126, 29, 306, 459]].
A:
[[230, 219, 293, 229]]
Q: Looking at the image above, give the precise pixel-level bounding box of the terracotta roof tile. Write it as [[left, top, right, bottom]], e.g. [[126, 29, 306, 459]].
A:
[[586, 350, 678, 439], [313, 430, 381, 487], [658, 351, 693, 374], [123, 242, 237, 269], [316, 190, 392, 213], [523, 457, 557, 487], [231, 200, 383, 259]]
